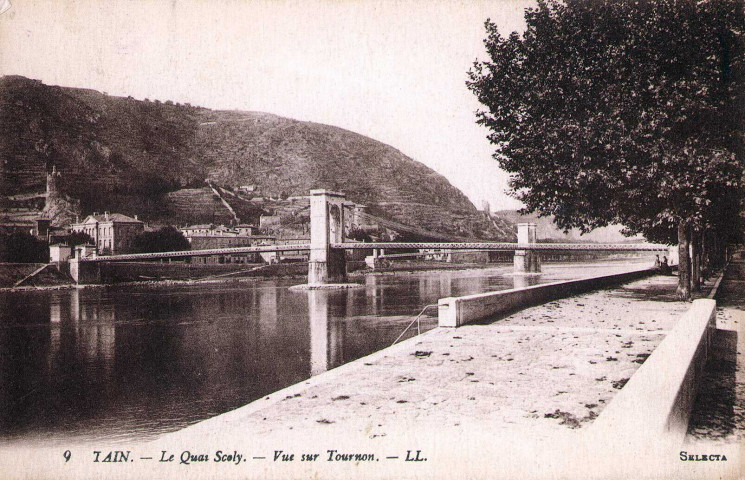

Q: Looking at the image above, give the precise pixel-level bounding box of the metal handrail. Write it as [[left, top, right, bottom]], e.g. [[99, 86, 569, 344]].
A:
[[391, 304, 438, 346]]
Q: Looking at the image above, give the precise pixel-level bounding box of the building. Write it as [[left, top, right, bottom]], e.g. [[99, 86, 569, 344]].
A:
[[180, 224, 219, 239], [0, 217, 63, 240], [35, 218, 51, 238], [74, 244, 98, 259], [259, 215, 280, 229], [49, 244, 73, 263], [180, 223, 260, 241], [47, 226, 69, 245], [234, 224, 259, 236], [0, 221, 36, 236], [70, 212, 144, 254], [271, 237, 310, 263], [189, 235, 276, 264]]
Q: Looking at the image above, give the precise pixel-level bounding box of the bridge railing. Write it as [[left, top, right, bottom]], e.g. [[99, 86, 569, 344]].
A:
[[68, 190, 671, 286], [80, 244, 311, 263], [331, 242, 669, 252], [79, 241, 668, 263]]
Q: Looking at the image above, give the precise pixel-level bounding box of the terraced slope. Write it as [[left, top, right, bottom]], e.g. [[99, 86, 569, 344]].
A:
[[0, 76, 512, 240]]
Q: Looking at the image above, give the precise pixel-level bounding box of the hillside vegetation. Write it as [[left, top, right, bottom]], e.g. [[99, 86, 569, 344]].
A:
[[0, 76, 512, 240], [495, 210, 643, 243]]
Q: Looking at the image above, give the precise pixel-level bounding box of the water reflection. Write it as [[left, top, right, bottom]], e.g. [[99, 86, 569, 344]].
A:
[[0, 261, 648, 443], [512, 274, 533, 290], [309, 291, 329, 375], [365, 275, 383, 315]]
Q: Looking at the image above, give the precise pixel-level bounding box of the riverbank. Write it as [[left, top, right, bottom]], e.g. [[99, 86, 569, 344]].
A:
[[0, 257, 656, 293], [0, 261, 501, 292], [0, 262, 46, 287], [141, 272, 727, 479], [0, 262, 310, 292]]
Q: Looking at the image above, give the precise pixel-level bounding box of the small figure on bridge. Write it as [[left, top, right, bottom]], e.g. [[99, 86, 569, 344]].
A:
[[654, 255, 661, 268]]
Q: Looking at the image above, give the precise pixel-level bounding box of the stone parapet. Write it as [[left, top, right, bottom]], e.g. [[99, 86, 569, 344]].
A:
[[438, 268, 655, 327]]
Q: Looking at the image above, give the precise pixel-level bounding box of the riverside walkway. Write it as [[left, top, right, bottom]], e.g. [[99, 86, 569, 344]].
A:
[[158, 273, 711, 445]]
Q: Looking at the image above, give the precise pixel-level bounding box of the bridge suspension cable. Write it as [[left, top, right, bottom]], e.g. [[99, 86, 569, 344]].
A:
[[80, 240, 667, 263], [332, 242, 669, 252], [80, 244, 311, 263]]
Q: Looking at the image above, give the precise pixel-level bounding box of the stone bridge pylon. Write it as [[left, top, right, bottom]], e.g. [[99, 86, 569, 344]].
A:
[[308, 189, 348, 285], [514, 223, 541, 274]]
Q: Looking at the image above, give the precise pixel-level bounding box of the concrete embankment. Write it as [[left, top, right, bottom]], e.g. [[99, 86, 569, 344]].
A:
[[0, 263, 46, 287], [686, 257, 745, 445], [438, 268, 656, 327], [98, 261, 307, 282], [589, 298, 717, 449], [0, 262, 310, 290], [146, 272, 735, 479]]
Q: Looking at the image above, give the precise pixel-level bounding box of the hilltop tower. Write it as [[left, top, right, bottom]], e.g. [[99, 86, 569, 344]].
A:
[[46, 164, 61, 201], [480, 200, 491, 216]]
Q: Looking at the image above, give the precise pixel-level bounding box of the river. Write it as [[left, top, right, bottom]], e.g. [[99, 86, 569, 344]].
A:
[[0, 260, 651, 444]]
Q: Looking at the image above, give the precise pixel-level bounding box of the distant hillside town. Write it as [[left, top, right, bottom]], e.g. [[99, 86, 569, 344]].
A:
[[0, 163, 406, 267]]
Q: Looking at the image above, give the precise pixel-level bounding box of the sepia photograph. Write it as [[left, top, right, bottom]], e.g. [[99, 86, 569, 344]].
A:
[[0, 0, 743, 478]]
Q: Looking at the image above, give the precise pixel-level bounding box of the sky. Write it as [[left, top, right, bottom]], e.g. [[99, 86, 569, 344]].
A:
[[0, 0, 534, 211]]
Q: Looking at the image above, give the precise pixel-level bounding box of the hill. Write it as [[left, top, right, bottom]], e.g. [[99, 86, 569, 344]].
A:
[[494, 210, 644, 243], [0, 76, 512, 240]]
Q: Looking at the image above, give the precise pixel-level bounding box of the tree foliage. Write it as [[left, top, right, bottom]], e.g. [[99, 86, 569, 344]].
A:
[[467, 0, 745, 247], [0, 232, 49, 263], [131, 226, 190, 254], [65, 231, 94, 247], [347, 227, 373, 242]]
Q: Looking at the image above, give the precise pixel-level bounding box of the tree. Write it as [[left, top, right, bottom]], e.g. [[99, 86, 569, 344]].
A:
[[467, 0, 745, 299], [347, 227, 373, 242], [0, 232, 49, 263], [65, 231, 94, 246], [131, 226, 190, 253]]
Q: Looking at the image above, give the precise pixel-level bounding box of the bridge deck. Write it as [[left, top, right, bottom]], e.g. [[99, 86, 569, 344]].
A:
[[81, 244, 311, 262], [332, 242, 668, 252], [80, 242, 667, 262]]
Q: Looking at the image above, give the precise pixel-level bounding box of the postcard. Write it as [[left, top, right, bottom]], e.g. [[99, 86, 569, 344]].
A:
[[0, 0, 742, 478]]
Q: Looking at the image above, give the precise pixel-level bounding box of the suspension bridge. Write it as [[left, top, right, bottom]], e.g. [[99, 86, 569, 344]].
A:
[[68, 189, 669, 285]]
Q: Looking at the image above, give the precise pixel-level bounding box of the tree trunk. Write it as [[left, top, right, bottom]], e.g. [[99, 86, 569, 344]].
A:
[[701, 230, 708, 280], [691, 231, 701, 292], [711, 232, 721, 269], [676, 220, 691, 301]]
